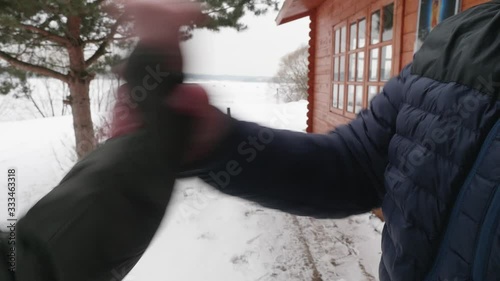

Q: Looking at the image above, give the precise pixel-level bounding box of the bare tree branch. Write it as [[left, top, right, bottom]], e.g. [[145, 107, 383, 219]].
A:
[[42, 78, 56, 117], [0, 50, 68, 82], [273, 45, 309, 102], [20, 24, 70, 46], [25, 91, 47, 118]]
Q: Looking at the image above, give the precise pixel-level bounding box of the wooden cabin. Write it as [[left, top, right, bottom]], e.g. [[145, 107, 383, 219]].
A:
[[276, 0, 488, 133]]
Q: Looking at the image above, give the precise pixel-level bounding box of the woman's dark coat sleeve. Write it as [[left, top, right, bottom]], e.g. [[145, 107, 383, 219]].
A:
[[1, 128, 181, 281]]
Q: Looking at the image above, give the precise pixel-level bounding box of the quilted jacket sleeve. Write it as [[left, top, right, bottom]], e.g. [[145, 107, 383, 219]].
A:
[[187, 65, 410, 218]]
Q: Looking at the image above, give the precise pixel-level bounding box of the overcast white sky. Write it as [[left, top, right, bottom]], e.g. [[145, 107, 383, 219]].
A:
[[181, 7, 310, 77]]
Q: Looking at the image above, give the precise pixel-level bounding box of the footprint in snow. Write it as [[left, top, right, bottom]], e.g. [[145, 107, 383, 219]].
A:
[[230, 253, 250, 265], [197, 232, 216, 240]]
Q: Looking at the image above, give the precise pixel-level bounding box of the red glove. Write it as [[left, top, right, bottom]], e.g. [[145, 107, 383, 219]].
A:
[[109, 1, 229, 164], [110, 84, 143, 138]]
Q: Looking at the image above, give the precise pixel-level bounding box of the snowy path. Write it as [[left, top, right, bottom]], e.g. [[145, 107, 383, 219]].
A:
[[124, 179, 383, 281]]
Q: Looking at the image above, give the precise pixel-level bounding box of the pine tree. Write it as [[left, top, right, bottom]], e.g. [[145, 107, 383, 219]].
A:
[[0, 0, 278, 159]]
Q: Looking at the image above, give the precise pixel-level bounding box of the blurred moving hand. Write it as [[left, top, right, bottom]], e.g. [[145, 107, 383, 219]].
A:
[[111, 0, 231, 164]]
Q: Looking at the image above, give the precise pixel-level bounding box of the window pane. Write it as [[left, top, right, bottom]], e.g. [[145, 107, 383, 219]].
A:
[[335, 29, 340, 54], [381, 45, 393, 81], [368, 86, 379, 106], [357, 51, 365, 81], [339, 55, 345, 81], [349, 54, 356, 81], [355, 85, 363, 114], [340, 26, 347, 52], [350, 22, 357, 50], [338, 85, 344, 109], [347, 85, 355, 113], [369, 48, 379, 81], [333, 57, 339, 81], [332, 84, 338, 108], [358, 19, 366, 48], [383, 3, 394, 41], [371, 10, 381, 45]]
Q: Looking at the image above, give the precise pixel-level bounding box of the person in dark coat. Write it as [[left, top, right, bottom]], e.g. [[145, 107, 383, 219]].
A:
[[0, 2, 205, 280]]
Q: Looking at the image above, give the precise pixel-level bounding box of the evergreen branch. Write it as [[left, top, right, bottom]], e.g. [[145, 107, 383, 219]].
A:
[[93, 0, 107, 6], [205, 4, 240, 15], [84, 37, 106, 44], [20, 24, 70, 46], [85, 16, 123, 67], [111, 34, 134, 41], [84, 34, 132, 44], [0, 50, 68, 82]]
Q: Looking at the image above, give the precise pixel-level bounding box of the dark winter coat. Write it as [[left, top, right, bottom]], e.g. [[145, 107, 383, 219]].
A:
[[0, 129, 181, 281], [189, 2, 500, 280], [0, 45, 188, 280]]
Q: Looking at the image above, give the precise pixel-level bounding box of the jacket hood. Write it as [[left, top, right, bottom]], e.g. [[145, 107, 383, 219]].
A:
[[412, 1, 500, 99]]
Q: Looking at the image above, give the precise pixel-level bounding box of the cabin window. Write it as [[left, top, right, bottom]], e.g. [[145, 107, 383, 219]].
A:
[[332, 24, 347, 110], [331, 2, 395, 117]]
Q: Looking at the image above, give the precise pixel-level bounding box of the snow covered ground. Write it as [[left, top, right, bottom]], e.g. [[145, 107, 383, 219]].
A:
[[0, 80, 383, 281]]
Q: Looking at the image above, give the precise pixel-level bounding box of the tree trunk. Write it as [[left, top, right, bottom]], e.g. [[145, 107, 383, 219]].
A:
[[66, 16, 97, 160], [69, 79, 96, 159]]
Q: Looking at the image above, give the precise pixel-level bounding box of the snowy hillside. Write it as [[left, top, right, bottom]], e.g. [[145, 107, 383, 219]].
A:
[[0, 80, 383, 281]]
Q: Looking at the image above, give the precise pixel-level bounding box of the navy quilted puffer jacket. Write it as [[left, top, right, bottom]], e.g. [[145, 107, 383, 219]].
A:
[[193, 2, 500, 280]]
